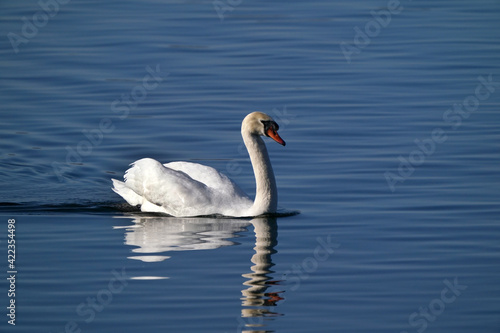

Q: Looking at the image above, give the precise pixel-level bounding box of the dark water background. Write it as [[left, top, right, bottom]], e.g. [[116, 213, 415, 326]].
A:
[[1, 0, 499, 332]]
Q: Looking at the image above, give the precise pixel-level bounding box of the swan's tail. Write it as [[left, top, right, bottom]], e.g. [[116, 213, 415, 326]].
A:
[[111, 178, 143, 206], [112, 158, 164, 207]]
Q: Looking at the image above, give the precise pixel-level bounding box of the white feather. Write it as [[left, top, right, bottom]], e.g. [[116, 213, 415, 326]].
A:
[[112, 112, 285, 217]]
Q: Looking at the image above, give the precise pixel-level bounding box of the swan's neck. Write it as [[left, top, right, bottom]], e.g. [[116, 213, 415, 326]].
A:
[[243, 132, 278, 215]]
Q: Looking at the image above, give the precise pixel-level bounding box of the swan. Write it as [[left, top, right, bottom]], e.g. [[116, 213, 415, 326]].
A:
[[112, 112, 286, 217]]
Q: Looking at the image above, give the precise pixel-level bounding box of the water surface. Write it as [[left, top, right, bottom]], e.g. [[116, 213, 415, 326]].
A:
[[1, 0, 499, 332]]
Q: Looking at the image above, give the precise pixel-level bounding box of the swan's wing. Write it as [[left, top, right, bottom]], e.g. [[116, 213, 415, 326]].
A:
[[117, 158, 215, 216], [164, 161, 249, 199], [113, 158, 253, 216]]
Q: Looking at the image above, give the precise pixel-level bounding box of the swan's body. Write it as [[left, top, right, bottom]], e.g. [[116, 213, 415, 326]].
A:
[[112, 112, 286, 217]]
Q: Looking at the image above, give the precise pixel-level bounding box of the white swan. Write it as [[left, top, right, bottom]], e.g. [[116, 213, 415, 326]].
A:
[[112, 112, 286, 217]]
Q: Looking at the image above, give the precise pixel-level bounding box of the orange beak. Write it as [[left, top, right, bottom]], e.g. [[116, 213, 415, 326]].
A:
[[267, 128, 286, 146]]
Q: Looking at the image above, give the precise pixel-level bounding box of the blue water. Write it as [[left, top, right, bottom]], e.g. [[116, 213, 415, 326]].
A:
[[1, 0, 500, 332]]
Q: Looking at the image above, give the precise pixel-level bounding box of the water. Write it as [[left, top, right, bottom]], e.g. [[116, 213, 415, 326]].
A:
[[1, 0, 500, 332]]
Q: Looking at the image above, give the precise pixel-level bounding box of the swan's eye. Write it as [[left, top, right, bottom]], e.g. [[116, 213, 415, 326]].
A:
[[261, 120, 279, 136]]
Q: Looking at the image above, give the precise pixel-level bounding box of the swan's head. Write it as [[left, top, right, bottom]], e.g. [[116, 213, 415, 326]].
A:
[[242, 112, 286, 146]]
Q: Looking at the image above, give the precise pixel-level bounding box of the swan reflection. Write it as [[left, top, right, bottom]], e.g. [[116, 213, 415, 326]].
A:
[[115, 215, 250, 257], [115, 214, 283, 331], [241, 217, 283, 324]]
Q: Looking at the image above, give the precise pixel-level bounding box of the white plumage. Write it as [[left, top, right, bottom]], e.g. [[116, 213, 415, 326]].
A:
[[112, 112, 286, 217]]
